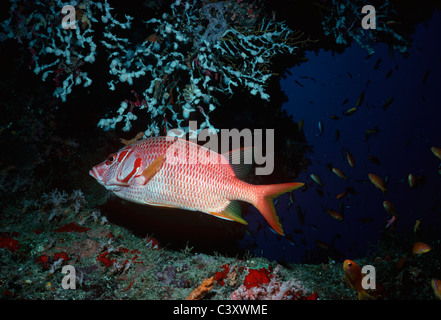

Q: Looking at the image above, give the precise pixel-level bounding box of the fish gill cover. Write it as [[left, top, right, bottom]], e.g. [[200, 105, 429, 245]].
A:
[[0, 0, 440, 302]]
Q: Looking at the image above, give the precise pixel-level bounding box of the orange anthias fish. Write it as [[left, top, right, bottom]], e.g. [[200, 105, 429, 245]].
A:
[[332, 167, 348, 180], [345, 150, 355, 167], [368, 173, 388, 193], [408, 173, 417, 189], [431, 146, 441, 160], [383, 215, 397, 230], [336, 191, 347, 200], [89, 136, 304, 235], [310, 174, 323, 186], [414, 219, 421, 234], [327, 209, 343, 221], [383, 200, 397, 216], [412, 242, 431, 254], [432, 279, 441, 300], [298, 119, 304, 132], [343, 260, 375, 300]]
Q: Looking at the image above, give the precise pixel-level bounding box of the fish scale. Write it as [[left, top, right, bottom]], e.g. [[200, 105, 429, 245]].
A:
[[149, 164, 236, 211], [90, 136, 304, 235], [110, 137, 248, 211]]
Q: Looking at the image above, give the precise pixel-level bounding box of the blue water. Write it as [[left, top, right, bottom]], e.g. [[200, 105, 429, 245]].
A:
[[240, 10, 441, 263]]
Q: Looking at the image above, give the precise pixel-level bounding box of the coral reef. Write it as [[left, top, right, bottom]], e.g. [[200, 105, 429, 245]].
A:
[[230, 265, 316, 300], [0, 186, 320, 300], [186, 276, 215, 300], [1, 181, 440, 300], [0, 0, 100, 101], [1, 0, 440, 303], [96, 0, 312, 136], [1, 0, 312, 137], [321, 0, 408, 54]]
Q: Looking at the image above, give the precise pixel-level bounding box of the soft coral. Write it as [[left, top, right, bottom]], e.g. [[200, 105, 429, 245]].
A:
[[243, 268, 271, 289], [230, 266, 316, 300]]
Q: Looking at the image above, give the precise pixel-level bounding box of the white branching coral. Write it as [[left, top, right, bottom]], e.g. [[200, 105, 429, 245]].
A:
[[98, 0, 309, 136], [0, 0, 133, 102], [69, 189, 87, 213], [40, 188, 87, 220], [1, 0, 310, 136], [322, 0, 408, 55], [1, 1, 97, 101]]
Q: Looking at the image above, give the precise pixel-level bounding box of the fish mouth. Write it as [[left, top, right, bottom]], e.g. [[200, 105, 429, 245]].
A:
[[89, 167, 102, 183]]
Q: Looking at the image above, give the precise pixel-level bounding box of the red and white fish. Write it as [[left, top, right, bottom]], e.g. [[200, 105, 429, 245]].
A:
[[89, 136, 304, 235]]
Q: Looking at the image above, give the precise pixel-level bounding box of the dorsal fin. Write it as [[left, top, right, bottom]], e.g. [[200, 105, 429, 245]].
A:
[[221, 147, 254, 179], [141, 154, 166, 185]]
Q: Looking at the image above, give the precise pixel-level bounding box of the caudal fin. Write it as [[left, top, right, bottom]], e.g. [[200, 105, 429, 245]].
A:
[[253, 182, 304, 236]]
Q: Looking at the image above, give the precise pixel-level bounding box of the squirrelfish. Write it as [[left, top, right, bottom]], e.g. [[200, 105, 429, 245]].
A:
[[368, 173, 387, 193], [343, 260, 375, 300], [89, 137, 304, 236]]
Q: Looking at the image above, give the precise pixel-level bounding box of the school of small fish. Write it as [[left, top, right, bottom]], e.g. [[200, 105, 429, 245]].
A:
[[295, 62, 439, 299]]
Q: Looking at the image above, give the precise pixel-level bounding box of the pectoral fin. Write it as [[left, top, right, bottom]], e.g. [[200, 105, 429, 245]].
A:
[[141, 154, 166, 185]]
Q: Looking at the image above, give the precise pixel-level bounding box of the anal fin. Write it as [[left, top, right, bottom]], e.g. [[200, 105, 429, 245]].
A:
[[209, 201, 248, 225]]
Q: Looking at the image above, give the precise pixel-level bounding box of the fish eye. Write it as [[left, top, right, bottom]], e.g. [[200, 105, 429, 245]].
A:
[[106, 155, 116, 164]]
